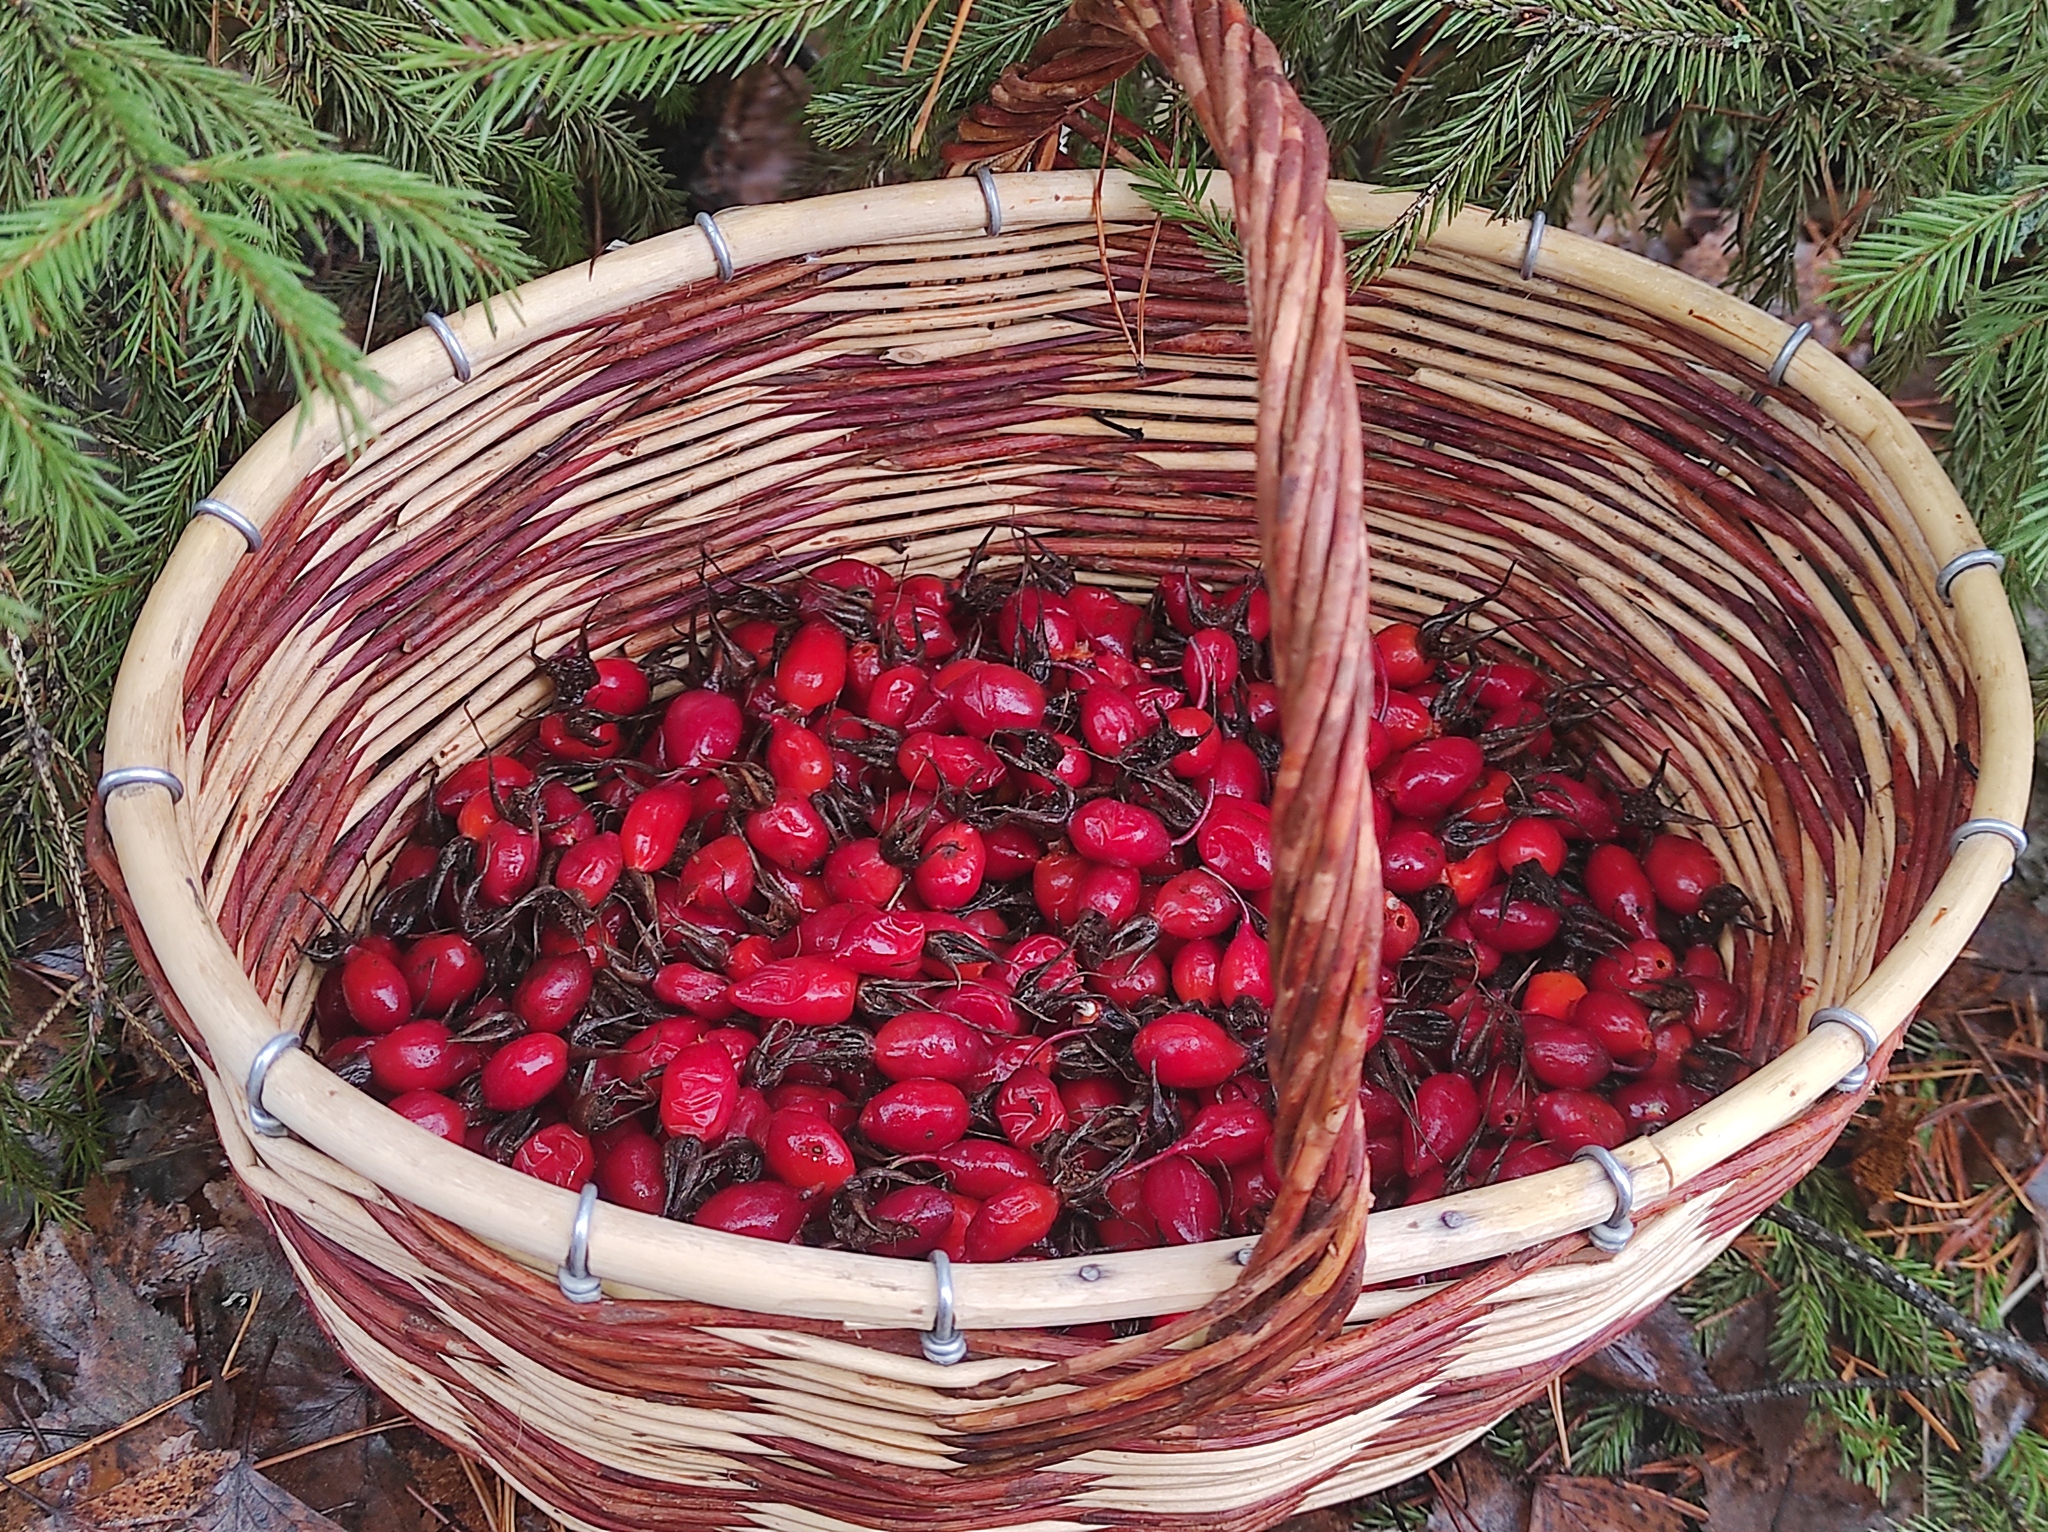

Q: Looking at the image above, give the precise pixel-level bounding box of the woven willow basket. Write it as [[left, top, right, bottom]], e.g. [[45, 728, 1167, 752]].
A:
[[99, 1, 2030, 1525]]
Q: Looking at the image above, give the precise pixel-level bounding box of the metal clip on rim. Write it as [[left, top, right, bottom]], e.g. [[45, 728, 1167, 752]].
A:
[[1937, 547, 2007, 603], [1767, 321, 1814, 387], [421, 312, 473, 383], [920, 1250, 967, 1364], [96, 766, 185, 805], [557, 1183, 603, 1304], [1572, 1145, 1635, 1254], [246, 1032, 302, 1138], [192, 497, 263, 553], [974, 166, 1004, 237], [1950, 817, 2029, 884], [696, 211, 736, 282], [1809, 1006, 1881, 1093], [1519, 211, 1546, 281]]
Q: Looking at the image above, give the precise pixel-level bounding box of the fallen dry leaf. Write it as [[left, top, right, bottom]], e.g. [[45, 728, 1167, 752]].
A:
[[1845, 1091, 1923, 1210], [45, 1451, 345, 1530], [1967, 1367, 2035, 1478], [1424, 1445, 1529, 1532], [1705, 1295, 1811, 1452], [8, 1224, 191, 1435], [1529, 1475, 1685, 1532], [1701, 1424, 1891, 1532], [1575, 1300, 1750, 1446]]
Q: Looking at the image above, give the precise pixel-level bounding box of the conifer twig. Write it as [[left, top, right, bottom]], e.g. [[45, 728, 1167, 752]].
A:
[[1610, 1370, 1974, 1410], [1763, 1207, 2048, 1393]]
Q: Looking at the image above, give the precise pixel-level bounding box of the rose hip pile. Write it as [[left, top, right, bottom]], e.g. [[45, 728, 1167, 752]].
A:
[[310, 551, 1755, 1265]]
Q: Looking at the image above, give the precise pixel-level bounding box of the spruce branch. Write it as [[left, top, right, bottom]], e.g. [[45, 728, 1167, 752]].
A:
[[416, 0, 857, 124], [1333, 0, 1946, 298], [1763, 1206, 2048, 1394], [0, 364, 128, 571], [0, 190, 127, 336], [1832, 168, 2048, 346], [175, 150, 528, 302], [1126, 141, 1243, 285], [807, 0, 1066, 153], [1612, 1371, 1974, 1410]]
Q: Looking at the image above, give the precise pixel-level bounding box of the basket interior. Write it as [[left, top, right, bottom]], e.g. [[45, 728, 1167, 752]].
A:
[[182, 206, 1968, 1229]]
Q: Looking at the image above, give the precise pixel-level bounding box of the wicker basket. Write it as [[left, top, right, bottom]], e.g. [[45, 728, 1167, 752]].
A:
[[97, 0, 2030, 1524]]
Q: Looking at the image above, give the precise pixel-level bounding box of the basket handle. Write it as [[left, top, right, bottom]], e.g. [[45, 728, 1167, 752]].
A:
[[944, 0, 1382, 1455]]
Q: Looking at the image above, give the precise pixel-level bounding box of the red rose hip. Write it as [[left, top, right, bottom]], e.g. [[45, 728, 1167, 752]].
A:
[[763, 1110, 856, 1194], [694, 1182, 806, 1241], [512, 1123, 594, 1188], [480, 1032, 569, 1112], [1132, 1014, 1247, 1090], [858, 1080, 970, 1154]]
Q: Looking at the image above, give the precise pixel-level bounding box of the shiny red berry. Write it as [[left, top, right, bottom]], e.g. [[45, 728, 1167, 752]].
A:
[[1132, 1014, 1247, 1089], [858, 1080, 970, 1154], [480, 1032, 569, 1112], [693, 1181, 806, 1241], [763, 1110, 856, 1194], [963, 1183, 1060, 1262]]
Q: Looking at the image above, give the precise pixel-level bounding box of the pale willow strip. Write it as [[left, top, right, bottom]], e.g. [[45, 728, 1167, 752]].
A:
[[1353, 275, 1652, 371], [1350, 325, 1667, 420], [100, 164, 2025, 1529], [1298, 1420, 1499, 1511], [794, 267, 1102, 311], [1064, 1386, 1444, 1511], [883, 318, 1101, 363]]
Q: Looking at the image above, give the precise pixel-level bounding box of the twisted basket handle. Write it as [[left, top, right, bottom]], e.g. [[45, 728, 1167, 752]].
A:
[[942, 0, 1383, 1462]]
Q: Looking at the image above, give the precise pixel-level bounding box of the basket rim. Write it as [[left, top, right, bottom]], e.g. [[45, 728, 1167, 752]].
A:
[[101, 169, 2032, 1333]]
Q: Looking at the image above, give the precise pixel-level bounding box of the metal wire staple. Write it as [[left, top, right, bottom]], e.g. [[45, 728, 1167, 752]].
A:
[[1520, 211, 1546, 281], [421, 312, 473, 382], [1950, 816, 2029, 883], [557, 1183, 603, 1304], [1767, 321, 1814, 387], [96, 766, 185, 804], [1937, 547, 2007, 603], [191, 497, 263, 553], [975, 166, 1004, 236], [1573, 1145, 1636, 1254], [920, 1250, 967, 1364], [696, 211, 736, 282], [1809, 1006, 1882, 1093], [246, 1032, 302, 1139]]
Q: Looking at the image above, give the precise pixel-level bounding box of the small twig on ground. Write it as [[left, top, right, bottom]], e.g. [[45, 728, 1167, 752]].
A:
[[1624, 1482, 1708, 1521], [1611, 1372, 1973, 1410], [254, 1415, 414, 1471], [113, 992, 200, 1091], [460, 1455, 513, 1532], [0, 978, 83, 1086], [1548, 1374, 1573, 1472], [2, 599, 103, 1030], [0, 1473, 57, 1515], [1764, 1207, 2048, 1393], [5, 1367, 248, 1486], [406, 1482, 471, 1531]]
